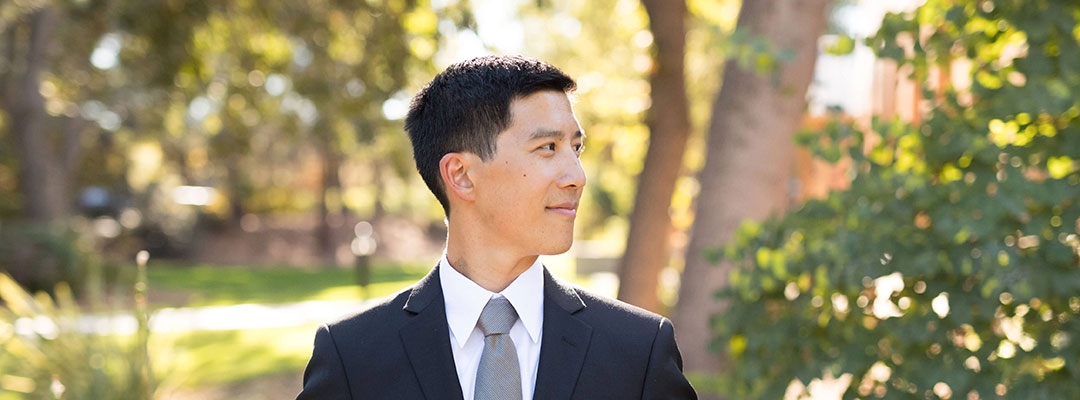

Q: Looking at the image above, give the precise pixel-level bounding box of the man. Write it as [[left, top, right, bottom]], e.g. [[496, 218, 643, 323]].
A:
[[298, 55, 697, 400]]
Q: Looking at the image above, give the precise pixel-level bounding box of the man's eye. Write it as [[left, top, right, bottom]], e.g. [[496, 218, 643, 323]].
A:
[[573, 143, 585, 154], [540, 143, 556, 151]]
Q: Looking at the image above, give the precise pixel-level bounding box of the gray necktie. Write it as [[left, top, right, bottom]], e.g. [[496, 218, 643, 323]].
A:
[[474, 297, 522, 400]]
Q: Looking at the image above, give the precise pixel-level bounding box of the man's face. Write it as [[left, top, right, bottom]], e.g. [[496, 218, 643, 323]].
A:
[[469, 90, 586, 256]]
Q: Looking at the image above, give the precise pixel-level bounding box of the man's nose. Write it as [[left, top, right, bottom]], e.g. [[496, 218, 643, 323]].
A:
[[558, 155, 587, 189]]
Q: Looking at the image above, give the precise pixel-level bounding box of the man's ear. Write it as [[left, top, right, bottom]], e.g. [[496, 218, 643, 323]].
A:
[[439, 153, 475, 202]]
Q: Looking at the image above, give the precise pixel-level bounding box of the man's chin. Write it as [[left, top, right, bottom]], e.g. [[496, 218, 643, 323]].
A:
[[539, 238, 574, 256]]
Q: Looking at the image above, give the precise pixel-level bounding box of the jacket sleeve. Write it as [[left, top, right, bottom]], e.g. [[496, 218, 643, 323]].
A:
[[297, 324, 352, 400], [642, 318, 698, 400]]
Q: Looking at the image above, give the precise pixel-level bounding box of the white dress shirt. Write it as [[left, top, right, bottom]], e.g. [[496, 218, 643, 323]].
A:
[[439, 255, 544, 400]]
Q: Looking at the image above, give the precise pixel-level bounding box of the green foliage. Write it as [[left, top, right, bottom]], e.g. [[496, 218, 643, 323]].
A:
[[0, 224, 89, 294], [0, 272, 154, 399], [3, 0, 475, 236], [824, 34, 856, 56], [99, 0, 459, 218], [716, 1, 1080, 398]]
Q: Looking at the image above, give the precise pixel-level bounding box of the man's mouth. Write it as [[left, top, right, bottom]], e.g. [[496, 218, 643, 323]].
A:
[[546, 202, 578, 217]]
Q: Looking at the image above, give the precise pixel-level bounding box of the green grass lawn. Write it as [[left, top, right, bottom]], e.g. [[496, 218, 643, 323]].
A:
[[145, 260, 431, 307], [138, 260, 434, 392], [152, 324, 318, 389], [0, 260, 448, 397]]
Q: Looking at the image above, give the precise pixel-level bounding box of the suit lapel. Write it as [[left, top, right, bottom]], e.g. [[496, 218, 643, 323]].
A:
[[399, 266, 465, 400], [533, 269, 592, 400]]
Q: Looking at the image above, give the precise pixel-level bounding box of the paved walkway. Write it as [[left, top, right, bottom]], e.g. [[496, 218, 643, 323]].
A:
[[14, 299, 376, 337], [149, 299, 373, 332]]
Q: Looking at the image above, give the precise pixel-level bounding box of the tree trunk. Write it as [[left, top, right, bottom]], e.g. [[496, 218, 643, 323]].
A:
[[0, 7, 90, 290], [673, 0, 830, 381], [616, 0, 691, 314], [317, 143, 342, 265], [224, 155, 248, 225], [6, 8, 67, 225], [372, 160, 386, 218]]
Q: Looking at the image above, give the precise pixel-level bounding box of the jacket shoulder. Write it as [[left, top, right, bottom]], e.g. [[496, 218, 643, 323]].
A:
[[566, 285, 668, 337]]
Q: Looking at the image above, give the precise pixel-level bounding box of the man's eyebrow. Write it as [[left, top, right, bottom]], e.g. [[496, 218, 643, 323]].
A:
[[528, 129, 585, 140]]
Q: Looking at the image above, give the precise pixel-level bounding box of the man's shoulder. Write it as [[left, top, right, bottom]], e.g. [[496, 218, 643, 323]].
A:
[[549, 278, 666, 327], [550, 282, 672, 351], [580, 288, 664, 321]]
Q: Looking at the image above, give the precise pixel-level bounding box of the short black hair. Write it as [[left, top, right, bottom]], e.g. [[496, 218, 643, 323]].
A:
[[404, 55, 576, 213]]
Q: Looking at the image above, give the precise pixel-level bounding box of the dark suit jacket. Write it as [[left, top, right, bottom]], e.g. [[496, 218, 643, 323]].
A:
[[297, 266, 697, 399]]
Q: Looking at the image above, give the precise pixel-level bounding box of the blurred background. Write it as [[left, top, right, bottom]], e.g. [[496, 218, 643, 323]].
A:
[[1, 0, 1078, 399]]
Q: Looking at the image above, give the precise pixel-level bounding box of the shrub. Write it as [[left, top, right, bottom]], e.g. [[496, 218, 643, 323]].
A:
[[715, 1, 1080, 398], [0, 266, 154, 399], [0, 223, 87, 295]]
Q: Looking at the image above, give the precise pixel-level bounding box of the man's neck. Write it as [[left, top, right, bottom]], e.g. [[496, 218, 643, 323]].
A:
[[444, 223, 538, 293]]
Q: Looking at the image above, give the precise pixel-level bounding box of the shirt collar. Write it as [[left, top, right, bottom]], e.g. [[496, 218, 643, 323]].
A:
[[439, 254, 544, 348]]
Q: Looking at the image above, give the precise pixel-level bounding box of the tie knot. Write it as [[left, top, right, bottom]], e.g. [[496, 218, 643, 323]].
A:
[[477, 297, 518, 336]]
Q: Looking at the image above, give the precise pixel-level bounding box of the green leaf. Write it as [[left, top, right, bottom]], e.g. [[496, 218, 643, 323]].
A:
[[824, 34, 856, 56]]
